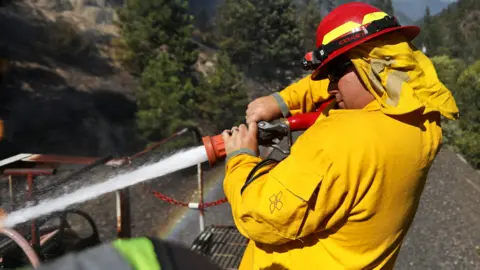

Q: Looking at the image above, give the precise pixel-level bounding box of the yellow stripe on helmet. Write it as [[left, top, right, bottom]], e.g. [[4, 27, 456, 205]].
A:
[[322, 11, 389, 45], [362, 11, 389, 24]]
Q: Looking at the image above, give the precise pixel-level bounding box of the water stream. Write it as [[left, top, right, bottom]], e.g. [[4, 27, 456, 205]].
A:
[[0, 146, 209, 228]]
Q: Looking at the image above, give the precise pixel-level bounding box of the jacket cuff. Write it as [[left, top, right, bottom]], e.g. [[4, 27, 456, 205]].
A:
[[271, 92, 290, 117], [112, 237, 161, 270], [226, 148, 258, 162]]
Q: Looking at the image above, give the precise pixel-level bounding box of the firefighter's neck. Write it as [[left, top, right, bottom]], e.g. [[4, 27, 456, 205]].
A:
[[334, 71, 376, 110], [346, 91, 375, 109]]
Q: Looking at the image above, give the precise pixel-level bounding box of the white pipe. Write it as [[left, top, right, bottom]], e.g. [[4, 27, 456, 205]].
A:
[[197, 163, 205, 232]]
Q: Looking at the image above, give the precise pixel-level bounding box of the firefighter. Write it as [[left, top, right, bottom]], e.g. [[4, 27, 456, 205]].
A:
[[222, 2, 459, 270]]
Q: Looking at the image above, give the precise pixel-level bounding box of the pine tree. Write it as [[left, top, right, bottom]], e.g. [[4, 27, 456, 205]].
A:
[[215, 0, 304, 85], [325, 0, 336, 13], [384, 0, 394, 15], [115, 0, 198, 75], [301, 0, 323, 51], [135, 53, 198, 140], [115, 0, 206, 141], [450, 60, 480, 168], [444, 18, 465, 59], [422, 6, 444, 56], [195, 52, 249, 134], [195, 9, 211, 33], [370, 0, 394, 15]]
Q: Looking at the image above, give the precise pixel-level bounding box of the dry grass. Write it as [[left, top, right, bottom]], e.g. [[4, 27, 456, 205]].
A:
[[47, 16, 94, 58], [109, 36, 135, 70]]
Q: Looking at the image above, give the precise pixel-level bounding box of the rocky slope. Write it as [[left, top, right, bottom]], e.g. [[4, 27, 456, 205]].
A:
[[0, 0, 140, 159], [0, 0, 218, 157]]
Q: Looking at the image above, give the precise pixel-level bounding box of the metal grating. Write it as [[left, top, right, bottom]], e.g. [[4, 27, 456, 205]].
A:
[[191, 225, 248, 270]]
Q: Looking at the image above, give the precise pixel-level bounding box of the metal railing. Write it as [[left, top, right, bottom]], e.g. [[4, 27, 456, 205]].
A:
[[115, 126, 228, 236]]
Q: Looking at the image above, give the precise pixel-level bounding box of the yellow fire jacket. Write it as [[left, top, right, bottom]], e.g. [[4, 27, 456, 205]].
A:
[[223, 34, 459, 270]]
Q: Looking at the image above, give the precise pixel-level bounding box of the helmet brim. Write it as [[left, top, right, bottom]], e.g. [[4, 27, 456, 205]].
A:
[[311, 25, 421, 81]]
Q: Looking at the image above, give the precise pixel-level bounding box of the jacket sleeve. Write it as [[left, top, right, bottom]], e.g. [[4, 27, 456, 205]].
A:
[[223, 123, 349, 245], [271, 75, 331, 117]]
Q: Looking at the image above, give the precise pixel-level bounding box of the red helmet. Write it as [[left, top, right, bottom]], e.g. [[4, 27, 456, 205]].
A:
[[302, 2, 420, 80]]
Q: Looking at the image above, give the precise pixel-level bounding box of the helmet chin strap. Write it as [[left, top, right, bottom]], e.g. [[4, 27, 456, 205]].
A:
[[302, 15, 400, 71]]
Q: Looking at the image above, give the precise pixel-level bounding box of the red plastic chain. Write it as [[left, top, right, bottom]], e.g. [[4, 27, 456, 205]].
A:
[[201, 197, 228, 208], [151, 190, 228, 209], [127, 128, 229, 210], [142, 183, 228, 209], [153, 190, 228, 209], [151, 190, 189, 207]]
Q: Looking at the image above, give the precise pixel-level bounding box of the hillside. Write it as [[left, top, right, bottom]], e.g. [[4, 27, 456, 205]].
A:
[[0, 0, 223, 159], [187, 0, 455, 28], [1, 0, 475, 165], [0, 0, 139, 159], [417, 0, 480, 59]]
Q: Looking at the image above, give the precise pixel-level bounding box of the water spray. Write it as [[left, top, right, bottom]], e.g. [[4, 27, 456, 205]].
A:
[[0, 146, 209, 229]]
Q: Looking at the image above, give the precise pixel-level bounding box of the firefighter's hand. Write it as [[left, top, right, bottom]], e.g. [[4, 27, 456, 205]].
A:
[[246, 95, 283, 124], [222, 123, 259, 155]]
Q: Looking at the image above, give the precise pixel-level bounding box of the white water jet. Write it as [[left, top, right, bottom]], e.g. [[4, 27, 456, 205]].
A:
[[0, 146, 209, 228]]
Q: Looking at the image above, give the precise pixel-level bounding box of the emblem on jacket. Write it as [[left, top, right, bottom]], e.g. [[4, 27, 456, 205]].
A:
[[269, 191, 283, 213]]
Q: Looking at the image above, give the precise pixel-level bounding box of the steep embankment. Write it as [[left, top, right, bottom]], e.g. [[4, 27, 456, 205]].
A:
[[0, 0, 139, 159]]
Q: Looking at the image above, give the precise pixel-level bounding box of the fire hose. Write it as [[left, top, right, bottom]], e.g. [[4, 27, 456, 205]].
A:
[[202, 98, 335, 166]]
